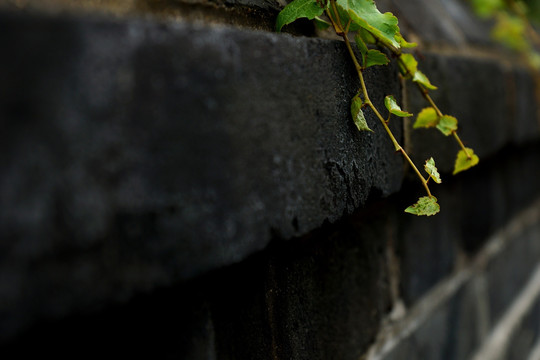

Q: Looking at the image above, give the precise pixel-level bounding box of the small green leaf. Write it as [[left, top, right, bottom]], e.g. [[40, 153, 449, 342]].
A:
[[471, 0, 505, 17], [365, 49, 390, 68], [336, 0, 401, 49], [396, 33, 417, 48], [351, 96, 373, 132], [413, 70, 438, 90], [399, 53, 418, 77], [276, 0, 325, 32], [404, 196, 440, 216], [492, 13, 528, 51], [453, 148, 479, 175], [424, 157, 442, 184], [413, 107, 439, 128], [399, 54, 437, 89], [436, 115, 458, 136], [313, 16, 331, 30], [384, 95, 412, 117]]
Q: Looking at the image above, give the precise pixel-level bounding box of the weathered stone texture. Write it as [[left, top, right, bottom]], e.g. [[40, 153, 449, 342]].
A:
[[2, 204, 393, 359], [0, 10, 404, 341], [2, 0, 540, 358]]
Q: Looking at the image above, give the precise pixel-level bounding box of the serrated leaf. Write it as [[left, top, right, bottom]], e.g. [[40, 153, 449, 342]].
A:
[[396, 33, 417, 48], [276, 0, 325, 32], [413, 70, 438, 90], [384, 95, 412, 117], [424, 157, 442, 184], [404, 196, 440, 216], [351, 96, 373, 132], [453, 148, 479, 175], [399, 54, 438, 90], [436, 115, 458, 136], [336, 0, 401, 49], [313, 16, 331, 30], [413, 107, 439, 128], [399, 53, 418, 77], [365, 49, 389, 68]]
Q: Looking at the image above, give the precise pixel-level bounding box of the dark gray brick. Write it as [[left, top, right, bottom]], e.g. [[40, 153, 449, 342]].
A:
[[398, 143, 540, 302], [505, 296, 540, 360], [396, 180, 461, 305], [0, 281, 220, 359], [485, 221, 540, 325], [380, 277, 486, 360], [445, 279, 487, 360], [457, 143, 540, 253], [457, 152, 508, 253], [2, 1, 540, 358], [382, 300, 452, 360], [0, 200, 394, 360], [267, 203, 394, 360], [501, 144, 540, 217], [387, 0, 467, 46], [0, 10, 403, 340], [509, 67, 540, 145]]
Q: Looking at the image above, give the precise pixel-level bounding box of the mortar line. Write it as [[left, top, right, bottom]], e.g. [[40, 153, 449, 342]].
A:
[[526, 335, 540, 360], [471, 263, 540, 360], [364, 197, 540, 360], [365, 268, 471, 360]]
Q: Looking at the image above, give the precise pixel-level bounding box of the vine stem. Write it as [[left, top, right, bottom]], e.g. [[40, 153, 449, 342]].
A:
[[327, 3, 432, 197], [419, 85, 472, 159], [396, 56, 472, 160]]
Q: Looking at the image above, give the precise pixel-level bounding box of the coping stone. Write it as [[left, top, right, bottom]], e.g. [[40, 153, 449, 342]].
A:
[[0, 10, 403, 340]]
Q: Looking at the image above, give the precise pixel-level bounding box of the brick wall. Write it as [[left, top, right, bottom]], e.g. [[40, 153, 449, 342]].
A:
[[1, 0, 540, 359]]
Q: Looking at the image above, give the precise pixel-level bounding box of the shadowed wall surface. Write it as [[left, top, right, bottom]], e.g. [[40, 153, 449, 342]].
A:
[[1, 0, 540, 359]]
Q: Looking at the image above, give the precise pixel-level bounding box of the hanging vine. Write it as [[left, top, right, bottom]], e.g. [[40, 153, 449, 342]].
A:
[[276, 0, 479, 216]]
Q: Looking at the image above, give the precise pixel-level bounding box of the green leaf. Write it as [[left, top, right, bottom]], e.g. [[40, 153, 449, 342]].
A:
[[404, 196, 440, 216], [384, 95, 412, 117], [413, 70, 437, 90], [396, 33, 417, 48], [413, 107, 439, 128], [333, 4, 362, 32], [424, 157, 442, 184], [492, 13, 528, 51], [399, 54, 437, 89], [528, 51, 540, 70], [313, 16, 331, 30], [436, 115, 458, 136], [356, 27, 377, 44], [399, 53, 418, 77], [365, 49, 390, 68], [351, 96, 373, 132], [276, 0, 325, 32], [453, 148, 479, 175], [336, 0, 401, 49], [471, 0, 505, 18]]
